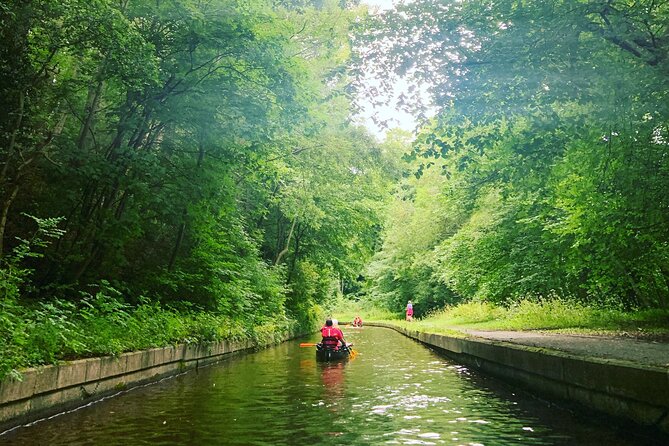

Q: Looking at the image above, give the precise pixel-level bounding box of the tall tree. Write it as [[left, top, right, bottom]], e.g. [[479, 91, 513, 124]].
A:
[[361, 0, 669, 308]]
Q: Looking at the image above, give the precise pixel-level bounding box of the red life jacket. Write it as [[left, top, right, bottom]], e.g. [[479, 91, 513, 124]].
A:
[[321, 326, 342, 348]]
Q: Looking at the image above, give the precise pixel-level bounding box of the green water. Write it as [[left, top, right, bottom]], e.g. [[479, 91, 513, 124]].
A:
[[1, 327, 661, 445]]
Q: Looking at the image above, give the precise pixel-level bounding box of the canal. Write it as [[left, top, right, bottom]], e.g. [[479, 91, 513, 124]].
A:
[[1, 326, 660, 445]]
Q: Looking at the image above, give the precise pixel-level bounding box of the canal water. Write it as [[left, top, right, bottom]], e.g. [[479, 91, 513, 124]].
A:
[[1, 326, 661, 445]]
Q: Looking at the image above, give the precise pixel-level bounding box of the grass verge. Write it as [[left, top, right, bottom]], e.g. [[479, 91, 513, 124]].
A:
[[329, 296, 399, 326], [344, 300, 669, 340], [0, 292, 303, 381]]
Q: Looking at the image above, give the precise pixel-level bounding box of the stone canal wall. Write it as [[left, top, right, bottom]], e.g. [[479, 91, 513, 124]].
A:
[[0, 338, 271, 432], [371, 323, 669, 436], [4, 324, 668, 437]]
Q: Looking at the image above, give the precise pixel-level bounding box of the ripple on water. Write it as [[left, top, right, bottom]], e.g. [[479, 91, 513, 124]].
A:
[[0, 327, 661, 446]]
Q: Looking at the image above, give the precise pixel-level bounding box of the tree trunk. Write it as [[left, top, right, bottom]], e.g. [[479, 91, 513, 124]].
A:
[[168, 210, 188, 272], [77, 79, 104, 151], [1, 92, 25, 184], [0, 184, 20, 257], [275, 216, 297, 265], [73, 242, 100, 282], [168, 142, 205, 271], [286, 225, 304, 284]]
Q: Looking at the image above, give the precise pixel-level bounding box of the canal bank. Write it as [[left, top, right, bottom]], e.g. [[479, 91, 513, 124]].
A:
[[2, 325, 662, 445], [0, 333, 297, 433], [369, 322, 669, 437]]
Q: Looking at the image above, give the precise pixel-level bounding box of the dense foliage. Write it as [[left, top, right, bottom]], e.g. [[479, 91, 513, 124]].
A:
[[362, 0, 669, 315], [3, 0, 668, 374], [0, 0, 394, 376]]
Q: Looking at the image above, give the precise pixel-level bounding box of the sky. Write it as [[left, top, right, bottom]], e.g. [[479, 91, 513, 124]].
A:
[[355, 0, 420, 140], [363, 0, 396, 11]]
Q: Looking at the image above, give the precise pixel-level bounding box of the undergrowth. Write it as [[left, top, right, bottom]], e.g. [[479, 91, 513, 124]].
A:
[[370, 299, 669, 335], [329, 296, 399, 325], [0, 216, 302, 381], [0, 286, 298, 381]]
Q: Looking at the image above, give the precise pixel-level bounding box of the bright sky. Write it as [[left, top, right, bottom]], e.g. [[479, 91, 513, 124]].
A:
[[356, 0, 419, 140], [364, 0, 396, 11]]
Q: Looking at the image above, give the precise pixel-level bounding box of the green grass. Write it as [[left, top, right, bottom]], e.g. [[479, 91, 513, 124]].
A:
[[329, 297, 399, 326], [340, 299, 669, 338], [0, 293, 300, 381]]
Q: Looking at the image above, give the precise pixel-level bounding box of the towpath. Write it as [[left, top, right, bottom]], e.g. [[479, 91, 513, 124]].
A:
[[463, 330, 669, 368]]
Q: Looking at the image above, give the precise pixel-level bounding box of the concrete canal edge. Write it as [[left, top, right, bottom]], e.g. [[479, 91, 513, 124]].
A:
[[370, 322, 669, 436], [0, 336, 292, 433]]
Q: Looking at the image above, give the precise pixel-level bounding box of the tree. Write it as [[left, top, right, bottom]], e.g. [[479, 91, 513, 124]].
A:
[[0, 0, 395, 331], [361, 0, 669, 308]]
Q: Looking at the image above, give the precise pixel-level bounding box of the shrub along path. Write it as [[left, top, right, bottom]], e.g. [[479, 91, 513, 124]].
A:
[[462, 330, 669, 368]]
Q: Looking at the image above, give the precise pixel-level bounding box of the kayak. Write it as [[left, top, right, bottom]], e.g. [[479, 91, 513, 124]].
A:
[[316, 348, 350, 362], [315, 345, 351, 362]]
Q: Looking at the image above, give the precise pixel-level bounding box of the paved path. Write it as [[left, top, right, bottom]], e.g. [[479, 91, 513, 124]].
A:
[[464, 330, 669, 368]]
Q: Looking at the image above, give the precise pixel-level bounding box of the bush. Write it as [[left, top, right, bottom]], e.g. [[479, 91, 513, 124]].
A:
[[0, 286, 299, 380]]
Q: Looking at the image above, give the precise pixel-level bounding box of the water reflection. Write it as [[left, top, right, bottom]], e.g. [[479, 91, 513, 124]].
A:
[[1, 327, 664, 446], [319, 361, 346, 401]]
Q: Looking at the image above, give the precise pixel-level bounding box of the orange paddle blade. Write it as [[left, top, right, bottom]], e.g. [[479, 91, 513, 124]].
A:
[[299, 343, 318, 347]]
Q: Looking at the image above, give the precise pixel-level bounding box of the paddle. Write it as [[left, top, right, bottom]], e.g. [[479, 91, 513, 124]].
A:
[[343, 342, 358, 359], [299, 342, 348, 348]]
